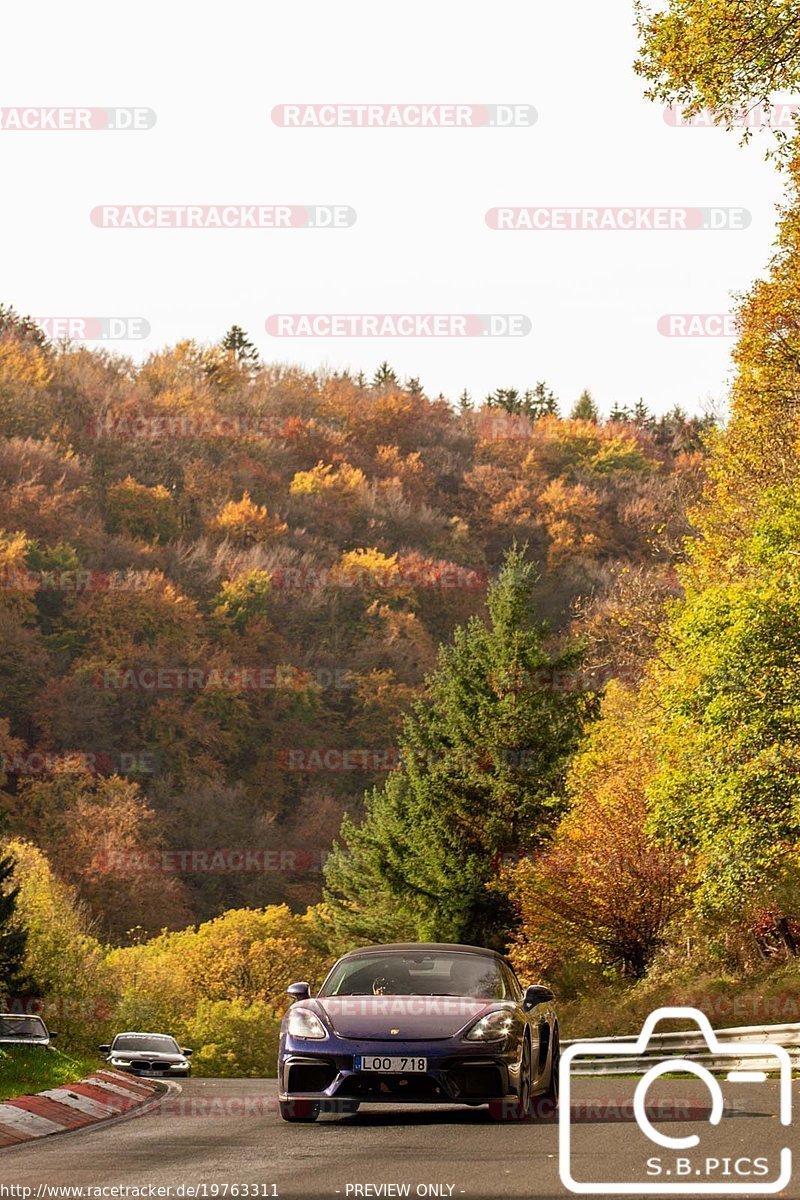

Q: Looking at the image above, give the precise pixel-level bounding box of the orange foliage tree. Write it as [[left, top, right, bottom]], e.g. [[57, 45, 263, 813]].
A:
[[504, 682, 690, 980]]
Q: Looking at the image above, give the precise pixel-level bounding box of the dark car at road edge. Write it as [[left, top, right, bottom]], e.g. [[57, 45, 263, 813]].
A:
[[278, 941, 559, 1123]]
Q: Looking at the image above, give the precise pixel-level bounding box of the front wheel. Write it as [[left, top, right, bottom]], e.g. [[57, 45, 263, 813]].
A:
[[530, 1026, 559, 1120], [280, 1099, 320, 1123], [488, 1036, 532, 1121], [545, 1025, 559, 1106]]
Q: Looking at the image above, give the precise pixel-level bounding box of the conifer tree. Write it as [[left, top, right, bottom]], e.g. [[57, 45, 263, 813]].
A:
[[324, 549, 592, 949], [220, 325, 260, 370], [0, 844, 27, 1002], [570, 389, 599, 422]]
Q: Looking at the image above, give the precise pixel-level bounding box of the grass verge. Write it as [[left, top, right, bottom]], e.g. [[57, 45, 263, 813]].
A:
[[559, 961, 800, 1040], [0, 1045, 98, 1101]]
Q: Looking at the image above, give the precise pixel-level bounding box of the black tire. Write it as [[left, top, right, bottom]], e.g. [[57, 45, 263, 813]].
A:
[[488, 1035, 532, 1121], [531, 1025, 559, 1119], [519, 1033, 532, 1114], [280, 1099, 320, 1123]]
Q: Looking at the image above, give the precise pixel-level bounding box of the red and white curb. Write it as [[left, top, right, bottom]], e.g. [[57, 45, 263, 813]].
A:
[[0, 1069, 167, 1148]]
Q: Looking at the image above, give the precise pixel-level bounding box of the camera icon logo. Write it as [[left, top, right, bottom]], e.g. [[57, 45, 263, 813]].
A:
[[558, 1006, 793, 1194]]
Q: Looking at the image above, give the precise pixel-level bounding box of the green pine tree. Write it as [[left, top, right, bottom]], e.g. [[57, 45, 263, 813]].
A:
[[485, 387, 521, 414], [0, 303, 49, 349], [372, 362, 399, 387], [570, 389, 599, 422], [527, 381, 559, 418], [633, 397, 651, 426], [220, 325, 260, 370], [324, 549, 593, 950], [0, 846, 27, 1002]]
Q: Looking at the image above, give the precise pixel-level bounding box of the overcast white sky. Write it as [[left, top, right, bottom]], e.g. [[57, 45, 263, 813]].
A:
[[1, 0, 788, 417]]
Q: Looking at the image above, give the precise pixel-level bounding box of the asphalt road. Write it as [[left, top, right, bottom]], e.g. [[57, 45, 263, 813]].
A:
[[1, 1078, 797, 1199]]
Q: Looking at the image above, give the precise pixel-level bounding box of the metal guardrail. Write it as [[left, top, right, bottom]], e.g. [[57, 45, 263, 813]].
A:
[[562, 1022, 800, 1075]]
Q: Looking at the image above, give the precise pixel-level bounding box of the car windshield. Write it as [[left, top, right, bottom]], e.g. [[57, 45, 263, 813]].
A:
[[320, 952, 510, 998], [0, 1016, 48, 1038], [112, 1035, 180, 1053]]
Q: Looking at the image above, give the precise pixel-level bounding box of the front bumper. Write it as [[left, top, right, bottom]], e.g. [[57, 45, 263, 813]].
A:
[[279, 1034, 522, 1105], [109, 1063, 191, 1078]]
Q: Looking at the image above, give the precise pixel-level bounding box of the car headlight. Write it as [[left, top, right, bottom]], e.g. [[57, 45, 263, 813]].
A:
[[287, 1006, 327, 1039], [170, 1060, 189, 1069], [110, 1057, 131, 1066], [464, 1009, 517, 1042]]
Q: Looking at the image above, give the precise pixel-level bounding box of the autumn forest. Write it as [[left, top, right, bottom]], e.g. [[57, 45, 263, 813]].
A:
[[3, 0, 800, 1074]]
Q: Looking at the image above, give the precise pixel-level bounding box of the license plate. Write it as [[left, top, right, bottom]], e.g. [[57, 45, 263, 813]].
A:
[[354, 1055, 427, 1073]]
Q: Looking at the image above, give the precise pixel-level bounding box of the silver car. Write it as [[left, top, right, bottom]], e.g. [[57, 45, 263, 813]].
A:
[[99, 1031, 193, 1078], [0, 1014, 55, 1046]]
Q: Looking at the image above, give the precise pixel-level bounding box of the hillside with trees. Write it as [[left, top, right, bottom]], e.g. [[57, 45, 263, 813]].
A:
[[0, 315, 705, 943], [3, 3, 800, 1076]]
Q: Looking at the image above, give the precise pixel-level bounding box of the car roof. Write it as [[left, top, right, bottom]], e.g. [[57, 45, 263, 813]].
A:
[[336, 942, 507, 961]]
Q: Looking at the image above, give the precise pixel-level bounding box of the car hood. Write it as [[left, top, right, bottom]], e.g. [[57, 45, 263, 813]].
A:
[[314, 995, 501, 1040], [0, 1036, 49, 1045], [110, 1051, 184, 1063]]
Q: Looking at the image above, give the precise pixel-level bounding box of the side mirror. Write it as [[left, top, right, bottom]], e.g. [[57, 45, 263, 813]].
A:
[[48, 1031, 58, 1039], [523, 984, 554, 1011], [98, 1044, 111, 1054], [182, 1048, 193, 1057], [287, 981, 311, 1001]]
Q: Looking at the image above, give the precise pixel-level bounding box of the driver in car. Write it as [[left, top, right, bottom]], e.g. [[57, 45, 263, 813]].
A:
[[371, 966, 410, 994]]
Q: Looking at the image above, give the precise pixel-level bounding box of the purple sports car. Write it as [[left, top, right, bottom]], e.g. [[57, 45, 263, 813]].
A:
[[278, 942, 559, 1122]]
